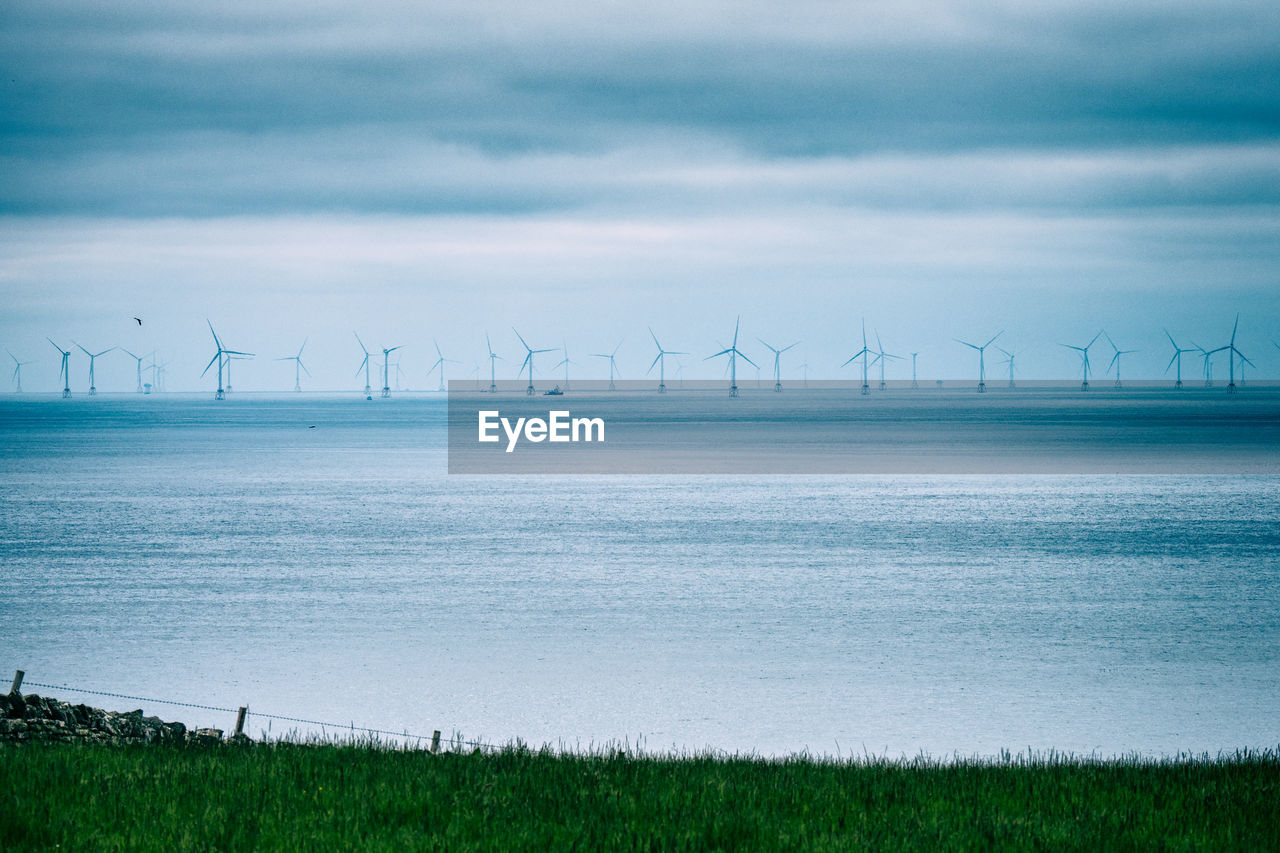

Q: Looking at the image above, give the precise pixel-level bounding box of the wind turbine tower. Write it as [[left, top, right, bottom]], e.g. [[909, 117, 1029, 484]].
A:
[[1103, 332, 1138, 389], [1061, 332, 1102, 391], [757, 338, 799, 392], [380, 345, 404, 398], [591, 341, 623, 391], [8, 351, 34, 393], [485, 332, 501, 393], [1209, 314, 1253, 394], [910, 353, 919, 389], [841, 319, 875, 395], [873, 333, 901, 390], [513, 328, 554, 395], [647, 328, 686, 394], [1164, 331, 1195, 389], [996, 347, 1019, 388], [554, 342, 577, 390], [354, 333, 373, 398], [48, 339, 71, 397], [121, 349, 150, 393], [276, 338, 310, 392], [706, 316, 756, 397], [955, 331, 1002, 393], [202, 322, 253, 400], [428, 340, 459, 392], [75, 343, 115, 395]]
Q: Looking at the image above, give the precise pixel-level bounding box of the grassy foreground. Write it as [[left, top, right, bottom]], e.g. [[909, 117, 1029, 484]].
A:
[[2, 742, 1277, 851]]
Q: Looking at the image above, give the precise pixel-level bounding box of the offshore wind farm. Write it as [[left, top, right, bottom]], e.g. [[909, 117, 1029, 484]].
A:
[[10, 312, 1279, 397]]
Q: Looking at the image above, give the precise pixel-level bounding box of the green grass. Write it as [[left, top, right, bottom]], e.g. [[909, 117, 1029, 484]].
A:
[[2, 742, 1277, 851]]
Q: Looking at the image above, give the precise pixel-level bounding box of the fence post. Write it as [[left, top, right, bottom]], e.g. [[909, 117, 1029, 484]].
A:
[[9, 670, 23, 695], [430, 730, 441, 754], [234, 706, 247, 737]]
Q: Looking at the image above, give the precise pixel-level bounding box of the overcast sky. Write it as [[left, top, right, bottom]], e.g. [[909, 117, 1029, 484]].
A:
[[3, 0, 1278, 390]]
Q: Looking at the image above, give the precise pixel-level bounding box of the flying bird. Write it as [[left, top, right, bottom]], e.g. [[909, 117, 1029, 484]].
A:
[[134, 317, 142, 325]]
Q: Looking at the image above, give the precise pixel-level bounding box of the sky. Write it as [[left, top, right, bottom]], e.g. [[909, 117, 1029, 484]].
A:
[[2, 0, 1279, 391]]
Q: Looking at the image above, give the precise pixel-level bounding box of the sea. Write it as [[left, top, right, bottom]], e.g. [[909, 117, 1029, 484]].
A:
[[2, 389, 1278, 758]]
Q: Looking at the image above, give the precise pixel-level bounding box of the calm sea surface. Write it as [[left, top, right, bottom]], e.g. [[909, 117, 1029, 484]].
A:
[[2, 392, 1278, 757]]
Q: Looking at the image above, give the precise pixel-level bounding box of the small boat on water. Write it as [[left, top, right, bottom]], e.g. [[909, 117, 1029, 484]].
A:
[[543, 385, 564, 396]]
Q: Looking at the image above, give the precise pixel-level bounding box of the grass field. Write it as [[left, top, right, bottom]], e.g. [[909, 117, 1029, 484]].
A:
[[2, 742, 1277, 851]]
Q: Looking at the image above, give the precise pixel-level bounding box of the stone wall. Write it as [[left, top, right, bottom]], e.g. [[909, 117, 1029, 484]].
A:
[[1, 690, 227, 745]]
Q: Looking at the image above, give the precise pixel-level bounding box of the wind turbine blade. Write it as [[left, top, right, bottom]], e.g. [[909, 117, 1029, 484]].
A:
[[300, 361, 311, 377], [781, 342, 799, 353], [354, 332, 369, 355], [649, 327, 662, 350], [984, 331, 1003, 348], [122, 348, 138, 360], [512, 327, 531, 352], [75, 343, 91, 356], [1108, 352, 1120, 373], [736, 350, 758, 369], [1164, 329, 1177, 349], [387, 345, 404, 353], [207, 320, 222, 351], [201, 353, 220, 377], [956, 339, 978, 350], [648, 353, 662, 374], [733, 316, 741, 348], [47, 337, 64, 353], [1087, 332, 1102, 349], [756, 337, 777, 354], [1164, 351, 1178, 374], [299, 338, 308, 358], [612, 340, 623, 357], [1231, 314, 1240, 346], [706, 349, 731, 360]]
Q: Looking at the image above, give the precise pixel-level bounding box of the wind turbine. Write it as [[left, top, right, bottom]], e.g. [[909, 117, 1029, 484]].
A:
[[873, 333, 901, 390], [996, 347, 1019, 388], [840, 319, 875, 395], [48, 339, 71, 397], [1208, 314, 1253, 394], [554, 342, 578, 390], [202, 322, 252, 400], [648, 328, 685, 394], [74, 343, 115, 395], [225, 352, 252, 392], [1102, 332, 1138, 388], [485, 332, 502, 393], [591, 340, 623, 391], [275, 338, 310, 392], [757, 338, 799, 392], [8, 351, 34, 393], [380, 345, 404, 398], [513, 328, 554, 395], [427, 340, 459, 392], [1060, 332, 1102, 391], [120, 349, 151, 393], [1164, 331, 1196, 389], [354, 333, 373, 398], [146, 356, 168, 393], [706, 316, 756, 397], [955, 331, 1002, 393], [1194, 344, 1213, 387]]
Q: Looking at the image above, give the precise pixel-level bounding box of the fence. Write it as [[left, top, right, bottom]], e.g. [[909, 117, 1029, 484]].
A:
[[8, 669, 500, 754]]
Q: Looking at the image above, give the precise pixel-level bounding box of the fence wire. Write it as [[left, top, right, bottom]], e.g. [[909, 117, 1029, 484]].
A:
[[20, 678, 500, 752]]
